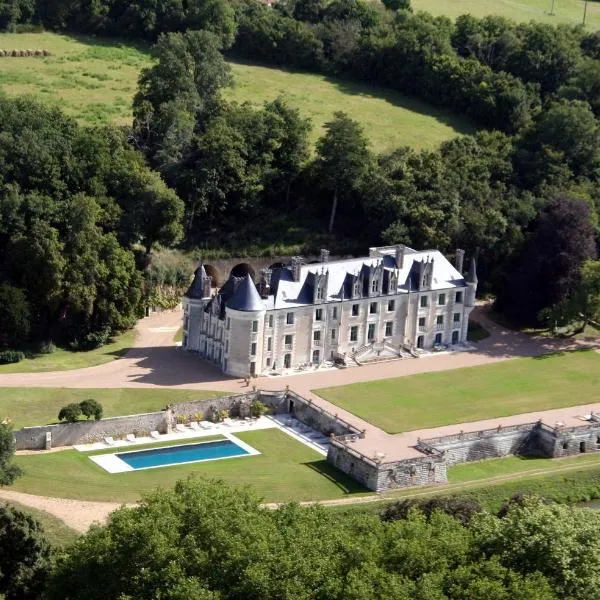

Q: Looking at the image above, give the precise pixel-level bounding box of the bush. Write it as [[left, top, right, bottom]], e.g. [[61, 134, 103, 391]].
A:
[[36, 340, 56, 355], [58, 404, 82, 423], [79, 399, 103, 420], [250, 400, 268, 418], [0, 351, 24, 365]]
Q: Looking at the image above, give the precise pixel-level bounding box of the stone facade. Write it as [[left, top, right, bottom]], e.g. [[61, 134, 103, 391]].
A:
[[182, 245, 478, 378]]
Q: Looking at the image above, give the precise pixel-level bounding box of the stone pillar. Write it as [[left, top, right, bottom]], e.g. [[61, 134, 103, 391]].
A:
[[45, 431, 52, 450]]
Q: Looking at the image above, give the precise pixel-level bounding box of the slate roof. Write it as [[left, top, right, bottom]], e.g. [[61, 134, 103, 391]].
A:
[[185, 266, 208, 299], [226, 273, 265, 312]]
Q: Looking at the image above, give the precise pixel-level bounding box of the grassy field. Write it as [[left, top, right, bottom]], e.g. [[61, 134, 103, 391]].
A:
[[11, 429, 366, 503], [0, 329, 137, 374], [0, 32, 474, 152], [0, 388, 225, 429], [1, 500, 79, 547], [316, 350, 600, 434], [413, 0, 600, 27]]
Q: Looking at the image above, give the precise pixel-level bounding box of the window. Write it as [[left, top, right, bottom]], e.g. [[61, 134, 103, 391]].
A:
[[436, 315, 444, 325], [224, 359, 228, 371], [438, 293, 446, 306], [315, 308, 322, 321], [266, 357, 271, 367], [317, 286, 323, 300], [312, 349, 320, 364], [353, 282, 360, 297], [418, 317, 426, 327], [284, 354, 292, 368], [268, 314, 274, 327], [417, 335, 424, 349], [284, 334, 293, 348], [250, 361, 256, 376], [385, 322, 393, 336], [267, 337, 272, 351], [369, 302, 377, 314], [332, 307, 338, 320], [435, 333, 442, 344], [368, 323, 375, 341], [252, 320, 258, 333], [453, 312, 460, 323], [452, 330, 459, 344], [350, 326, 358, 342], [250, 342, 257, 356], [225, 340, 229, 352], [184, 316, 189, 330], [313, 330, 321, 342], [455, 291, 463, 304], [420, 296, 428, 308], [352, 304, 359, 316], [331, 328, 336, 340], [226, 318, 231, 330], [286, 312, 294, 325], [371, 279, 379, 293], [387, 299, 395, 311]]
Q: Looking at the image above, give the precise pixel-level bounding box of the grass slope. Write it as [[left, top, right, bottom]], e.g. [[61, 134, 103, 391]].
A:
[[0, 329, 137, 374], [0, 32, 474, 151], [1, 500, 80, 547], [225, 61, 475, 152], [316, 350, 600, 433], [0, 388, 225, 429], [11, 429, 367, 503], [413, 0, 600, 28]]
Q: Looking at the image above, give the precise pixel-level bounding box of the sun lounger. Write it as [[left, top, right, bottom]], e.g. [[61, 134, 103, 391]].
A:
[[199, 421, 214, 430], [150, 431, 161, 439], [104, 436, 115, 446], [175, 423, 187, 433], [126, 433, 136, 443], [223, 418, 235, 427], [189, 421, 202, 431]]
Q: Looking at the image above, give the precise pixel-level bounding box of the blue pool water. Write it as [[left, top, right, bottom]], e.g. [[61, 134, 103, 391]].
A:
[[117, 439, 249, 470]]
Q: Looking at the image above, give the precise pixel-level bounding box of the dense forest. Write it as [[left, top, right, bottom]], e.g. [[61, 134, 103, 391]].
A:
[[1, 0, 600, 352], [3, 477, 600, 600]]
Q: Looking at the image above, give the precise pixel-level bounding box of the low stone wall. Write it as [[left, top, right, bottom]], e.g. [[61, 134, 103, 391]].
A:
[[15, 412, 167, 450]]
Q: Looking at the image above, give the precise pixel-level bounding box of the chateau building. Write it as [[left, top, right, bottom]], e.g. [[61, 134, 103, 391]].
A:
[[182, 245, 478, 377]]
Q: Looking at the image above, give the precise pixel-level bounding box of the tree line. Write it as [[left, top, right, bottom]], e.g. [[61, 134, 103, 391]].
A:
[[1, 476, 600, 599]]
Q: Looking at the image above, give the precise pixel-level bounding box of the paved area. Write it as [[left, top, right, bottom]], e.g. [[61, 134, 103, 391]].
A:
[[1, 304, 599, 530]]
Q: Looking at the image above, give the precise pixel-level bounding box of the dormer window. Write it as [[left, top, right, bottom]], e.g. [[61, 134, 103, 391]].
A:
[[354, 283, 360, 296], [317, 286, 324, 300], [371, 279, 379, 293]]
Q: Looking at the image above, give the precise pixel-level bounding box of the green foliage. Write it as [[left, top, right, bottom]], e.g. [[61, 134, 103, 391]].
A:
[[0, 504, 52, 600], [0, 351, 24, 365], [0, 423, 21, 487], [250, 399, 268, 417], [79, 399, 102, 420], [0, 284, 30, 348], [57, 404, 82, 423]]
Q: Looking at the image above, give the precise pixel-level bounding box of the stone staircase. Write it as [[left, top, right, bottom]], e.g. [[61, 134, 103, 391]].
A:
[[351, 341, 414, 365]]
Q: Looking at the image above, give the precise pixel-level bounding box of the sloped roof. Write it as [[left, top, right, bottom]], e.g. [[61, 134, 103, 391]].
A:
[[226, 273, 264, 312], [185, 266, 207, 299]]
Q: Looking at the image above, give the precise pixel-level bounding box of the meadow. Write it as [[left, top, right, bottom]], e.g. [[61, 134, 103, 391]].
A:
[[11, 429, 367, 503], [0, 32, 475, 152], [412, 0, 600, 28], [315, 350, 600, 433]]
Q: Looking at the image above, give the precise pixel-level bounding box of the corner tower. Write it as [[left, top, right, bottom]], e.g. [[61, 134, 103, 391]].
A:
[[223, 274, 266, 377], [182, 266, 212, 351]]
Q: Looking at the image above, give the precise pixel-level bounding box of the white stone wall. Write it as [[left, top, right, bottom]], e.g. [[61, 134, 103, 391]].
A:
[[224, 307, 265, 377]]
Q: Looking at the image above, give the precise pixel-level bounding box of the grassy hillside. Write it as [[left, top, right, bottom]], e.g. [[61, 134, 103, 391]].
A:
[[0, 32, 474, 152], [412, 0, 600, 28]]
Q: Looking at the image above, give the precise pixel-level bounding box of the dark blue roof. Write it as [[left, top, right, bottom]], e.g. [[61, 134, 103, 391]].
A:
[[226, 273, 264, 312], [185, 266, 207, 299]]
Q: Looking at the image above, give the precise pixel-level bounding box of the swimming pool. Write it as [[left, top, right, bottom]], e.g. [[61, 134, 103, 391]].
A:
[[116, 439, 252, 470]]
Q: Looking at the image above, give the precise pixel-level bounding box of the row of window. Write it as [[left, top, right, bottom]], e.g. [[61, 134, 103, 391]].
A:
[[418, 313, 461, 327], [420, 291, 462, 308]]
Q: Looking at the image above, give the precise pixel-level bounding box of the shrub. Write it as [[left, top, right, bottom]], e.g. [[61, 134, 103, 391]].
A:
[[250, 400, 268, 418], [79, 399, 103, 420], [0, 351, 24, 365], [58, 404, 82, 423], [36, 340, 56, 355]]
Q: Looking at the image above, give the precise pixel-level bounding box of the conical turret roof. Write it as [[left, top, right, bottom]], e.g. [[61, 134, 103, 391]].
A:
[[185, 265, 208, 299], [226, 273, 264, 311], [466, 257, 478, 284]]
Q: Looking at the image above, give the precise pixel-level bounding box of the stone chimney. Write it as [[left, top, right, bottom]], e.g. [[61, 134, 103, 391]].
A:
[[320, 249, 330, 263], [291, 256, 303, 282], [455, 249, 465, 274], [258, 268, 272, 299], [395, 244, 405, 269]]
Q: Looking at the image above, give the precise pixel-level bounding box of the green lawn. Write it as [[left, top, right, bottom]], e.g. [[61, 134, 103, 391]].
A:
[[0, 329, 137, 374], [0, 32, 474, 152], [1, 500, 80, 547], [316, 350, 600, 434], [413, 0, 600, 27], [225, 61, 475, 153], [0, 388, 225, 429], [11, 429, 367, 503]]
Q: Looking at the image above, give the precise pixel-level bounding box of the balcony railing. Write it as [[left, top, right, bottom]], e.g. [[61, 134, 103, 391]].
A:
[[418, 325, 426, 332], [284, 343, 293, 350], [435, 323, 445, 330], [313, 339, 322, 346]]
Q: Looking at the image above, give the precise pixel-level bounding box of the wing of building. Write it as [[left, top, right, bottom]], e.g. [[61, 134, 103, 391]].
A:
[[182, 245, 478, 377]]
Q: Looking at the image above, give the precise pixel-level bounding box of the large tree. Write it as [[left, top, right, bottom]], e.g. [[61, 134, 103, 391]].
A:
[[0, 423, 21, 487], [315, 111, 371, 233], [0, 284, 30, 348]]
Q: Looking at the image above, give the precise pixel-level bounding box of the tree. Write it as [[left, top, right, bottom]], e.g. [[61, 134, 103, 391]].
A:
[[0, 423, 21, 487], [315, 112, 371, 233], [58, 404, 82, 423], [381, 0, 411, 12], [0, 505, 52, 600], [79, 399, 103, 420], [0, 284, 30, 348]]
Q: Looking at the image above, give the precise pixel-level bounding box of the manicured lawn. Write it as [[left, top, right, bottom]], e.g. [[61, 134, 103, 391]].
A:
[[413, 0, 600, 27], [0, 32, 474, 151], [0, 388, 225, 429], [0, 329, 137, 374], [225, 61, 475, 153], [11, 429, 367, 503], [316, 350, 600, 433], [1, 500, 80, 547]]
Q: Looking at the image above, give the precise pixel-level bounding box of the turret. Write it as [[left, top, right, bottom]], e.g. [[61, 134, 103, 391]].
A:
[[182, 265, 212, 352], [465, 257, 478, 306]]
